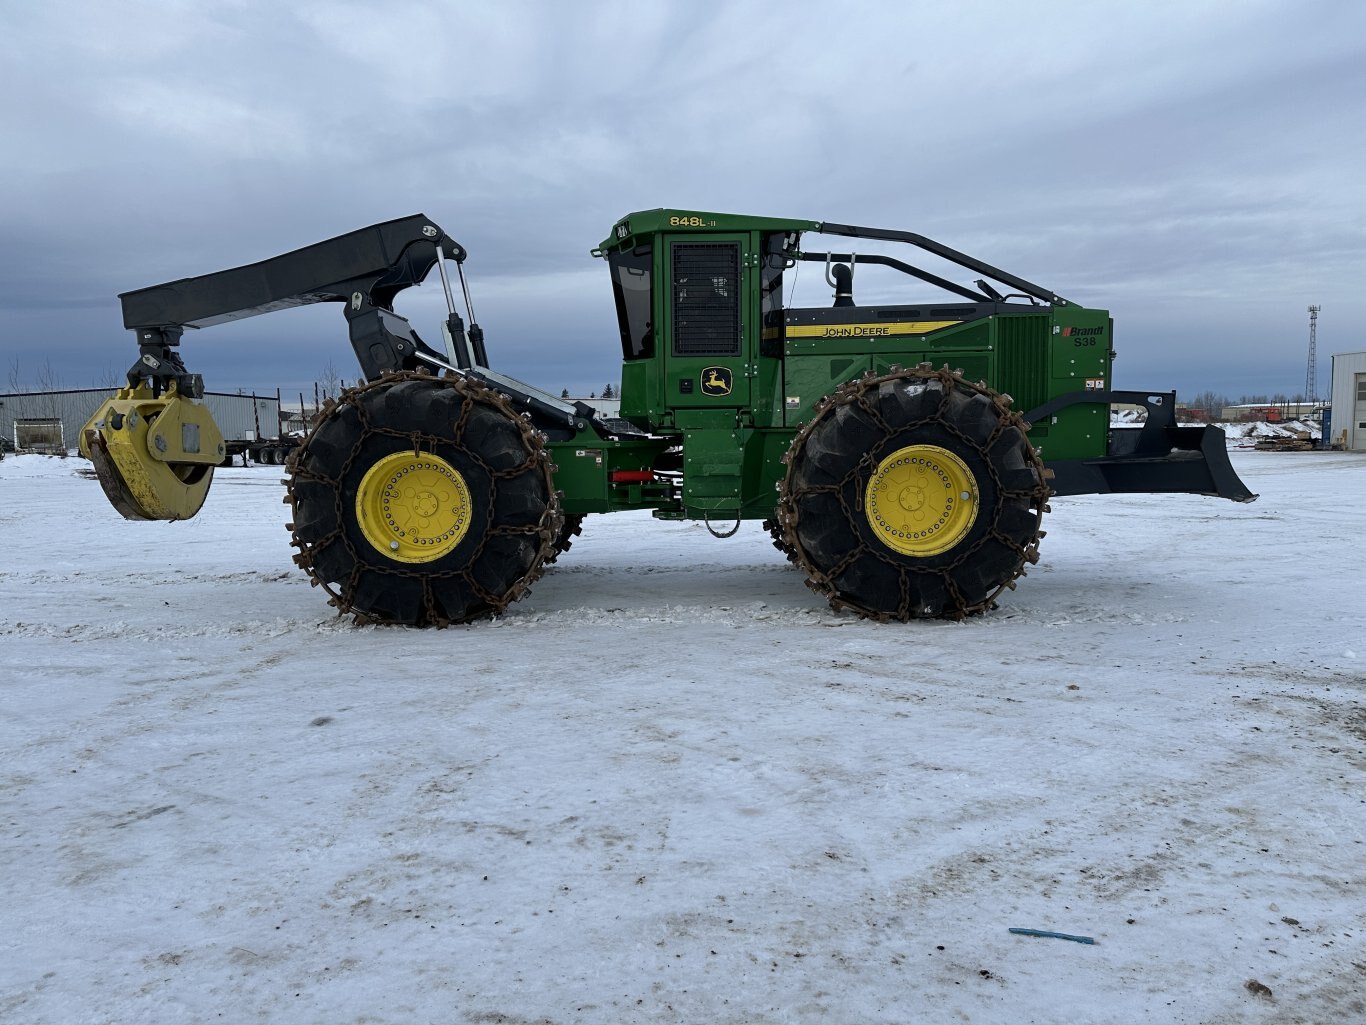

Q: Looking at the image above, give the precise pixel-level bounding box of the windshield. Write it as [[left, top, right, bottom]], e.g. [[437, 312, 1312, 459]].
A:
[[609, 244, 653, 360]]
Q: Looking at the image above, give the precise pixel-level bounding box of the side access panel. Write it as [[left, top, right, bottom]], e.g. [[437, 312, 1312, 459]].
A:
[[778, 306, 1005, 427], [668, 411, 793, 520], [664, 235, 755, 413], [1035, 312, 1112, 462]]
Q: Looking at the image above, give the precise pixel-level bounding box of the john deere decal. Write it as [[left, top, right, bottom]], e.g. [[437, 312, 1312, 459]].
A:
[[701, 367, 732, 397]]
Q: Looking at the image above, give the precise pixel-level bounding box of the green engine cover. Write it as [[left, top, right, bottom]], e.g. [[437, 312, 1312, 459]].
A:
[[570, 208, 1117, 520]]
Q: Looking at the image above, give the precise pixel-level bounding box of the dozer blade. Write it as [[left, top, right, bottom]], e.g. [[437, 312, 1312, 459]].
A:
[[80, 382, 225, 521], [1047, 424, 1258, 502]]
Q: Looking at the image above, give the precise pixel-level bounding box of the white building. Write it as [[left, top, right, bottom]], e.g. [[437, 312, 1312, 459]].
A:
[[1328, 351, 1366, 451]]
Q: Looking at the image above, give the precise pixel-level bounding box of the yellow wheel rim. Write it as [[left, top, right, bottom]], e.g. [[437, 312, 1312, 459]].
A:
[[355, 451, 473, 563], [864, 444, 980, 557]]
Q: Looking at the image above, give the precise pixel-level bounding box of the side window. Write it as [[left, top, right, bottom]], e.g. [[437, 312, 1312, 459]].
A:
[[609, 244, 653, 360], [671, 242, 740, 356]]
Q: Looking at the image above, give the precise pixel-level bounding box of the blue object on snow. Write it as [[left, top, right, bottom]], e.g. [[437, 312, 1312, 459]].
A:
[[1008, 927, 1095, 944]]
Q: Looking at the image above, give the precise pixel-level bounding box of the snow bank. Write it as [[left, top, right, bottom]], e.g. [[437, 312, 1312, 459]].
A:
[[2, 452, 1364, 1024]]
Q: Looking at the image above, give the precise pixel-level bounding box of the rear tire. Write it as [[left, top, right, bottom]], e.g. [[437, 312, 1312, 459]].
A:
[[762, 515, 799, 565], [777, 364, 1049, 620], [286, 373, 559, 625]]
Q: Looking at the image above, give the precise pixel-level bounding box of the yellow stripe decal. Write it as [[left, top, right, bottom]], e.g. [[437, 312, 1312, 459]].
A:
[[783, 320, 961, 339]]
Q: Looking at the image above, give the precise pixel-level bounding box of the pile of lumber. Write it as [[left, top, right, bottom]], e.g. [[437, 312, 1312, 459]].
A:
[[1254, 430, 1314, 452]]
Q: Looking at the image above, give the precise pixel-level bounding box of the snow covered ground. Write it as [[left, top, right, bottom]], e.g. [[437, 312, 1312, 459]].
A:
[[2, 450, 1363, 1025]]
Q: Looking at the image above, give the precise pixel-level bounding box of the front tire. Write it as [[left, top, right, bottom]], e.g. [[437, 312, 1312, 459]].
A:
[[286, 372, 559, 625], [545, 513, 585, 565]]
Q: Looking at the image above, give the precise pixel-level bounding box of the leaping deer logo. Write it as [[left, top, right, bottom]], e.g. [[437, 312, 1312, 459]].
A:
[[701, 367, 732, 396]]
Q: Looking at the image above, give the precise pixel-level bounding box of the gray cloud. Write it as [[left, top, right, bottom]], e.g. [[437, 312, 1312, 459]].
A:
[[2, 0, 1362, 402]]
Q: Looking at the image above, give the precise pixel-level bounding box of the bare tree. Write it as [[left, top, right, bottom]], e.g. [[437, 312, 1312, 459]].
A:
[[319, 360, 343, 403], [90, 362, 123, 388], [6, 356, 21, 393], [35, 359, 62, 417], [35, 358, 61, 393], [1185, 389, 1229, 418]]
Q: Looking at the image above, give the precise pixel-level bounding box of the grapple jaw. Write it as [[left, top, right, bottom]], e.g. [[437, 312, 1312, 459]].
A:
[[80, 381, 225, 521]]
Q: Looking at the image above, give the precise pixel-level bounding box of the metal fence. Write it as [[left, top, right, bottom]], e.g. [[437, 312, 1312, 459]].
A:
[[0, 389, 282, 454]]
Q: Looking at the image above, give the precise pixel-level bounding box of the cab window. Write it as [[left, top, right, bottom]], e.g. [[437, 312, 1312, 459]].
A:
[[609, 244, 653, 359]]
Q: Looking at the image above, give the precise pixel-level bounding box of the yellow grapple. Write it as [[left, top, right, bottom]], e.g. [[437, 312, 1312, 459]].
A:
[[80, 381, 225, 521]]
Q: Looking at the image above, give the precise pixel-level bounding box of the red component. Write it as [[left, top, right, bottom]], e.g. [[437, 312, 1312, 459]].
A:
[[609, 470, 654, 484]]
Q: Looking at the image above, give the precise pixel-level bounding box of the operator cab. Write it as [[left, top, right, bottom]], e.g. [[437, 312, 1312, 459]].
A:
[[597, 208, 1075, 434]]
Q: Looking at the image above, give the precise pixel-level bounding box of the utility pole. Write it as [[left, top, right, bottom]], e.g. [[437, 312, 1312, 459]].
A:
[[1305, 305, 1320, 407]]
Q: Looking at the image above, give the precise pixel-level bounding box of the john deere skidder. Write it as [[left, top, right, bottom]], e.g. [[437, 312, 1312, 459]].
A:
[[82, 210, 1254, 624]]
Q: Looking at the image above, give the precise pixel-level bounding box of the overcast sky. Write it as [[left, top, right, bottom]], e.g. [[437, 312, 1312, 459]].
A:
[[3, 0, 1362, 403]]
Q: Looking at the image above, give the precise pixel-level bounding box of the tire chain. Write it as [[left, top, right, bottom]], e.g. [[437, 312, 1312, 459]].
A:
[[544, 513, 585, 566], [283, 371, 562, 626], [776, 363, 1053, 622], [761, 515, 799, 565]]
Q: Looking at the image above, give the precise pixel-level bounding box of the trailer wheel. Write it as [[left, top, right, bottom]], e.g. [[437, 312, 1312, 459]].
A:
[[286, 373, 559, 625], [777, 365, 1050, 620]]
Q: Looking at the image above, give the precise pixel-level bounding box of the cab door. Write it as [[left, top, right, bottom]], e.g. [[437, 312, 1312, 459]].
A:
[[664, 235, 754, 411]]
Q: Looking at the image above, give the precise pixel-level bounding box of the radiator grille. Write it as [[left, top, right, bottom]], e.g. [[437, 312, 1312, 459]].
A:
[[672, 243, 740, 356], [995, 315, 1050, 413]]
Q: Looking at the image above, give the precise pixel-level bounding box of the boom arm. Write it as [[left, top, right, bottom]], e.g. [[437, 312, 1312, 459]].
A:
[[118, 214, 481, 392], [82, 214, 505, 525]]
